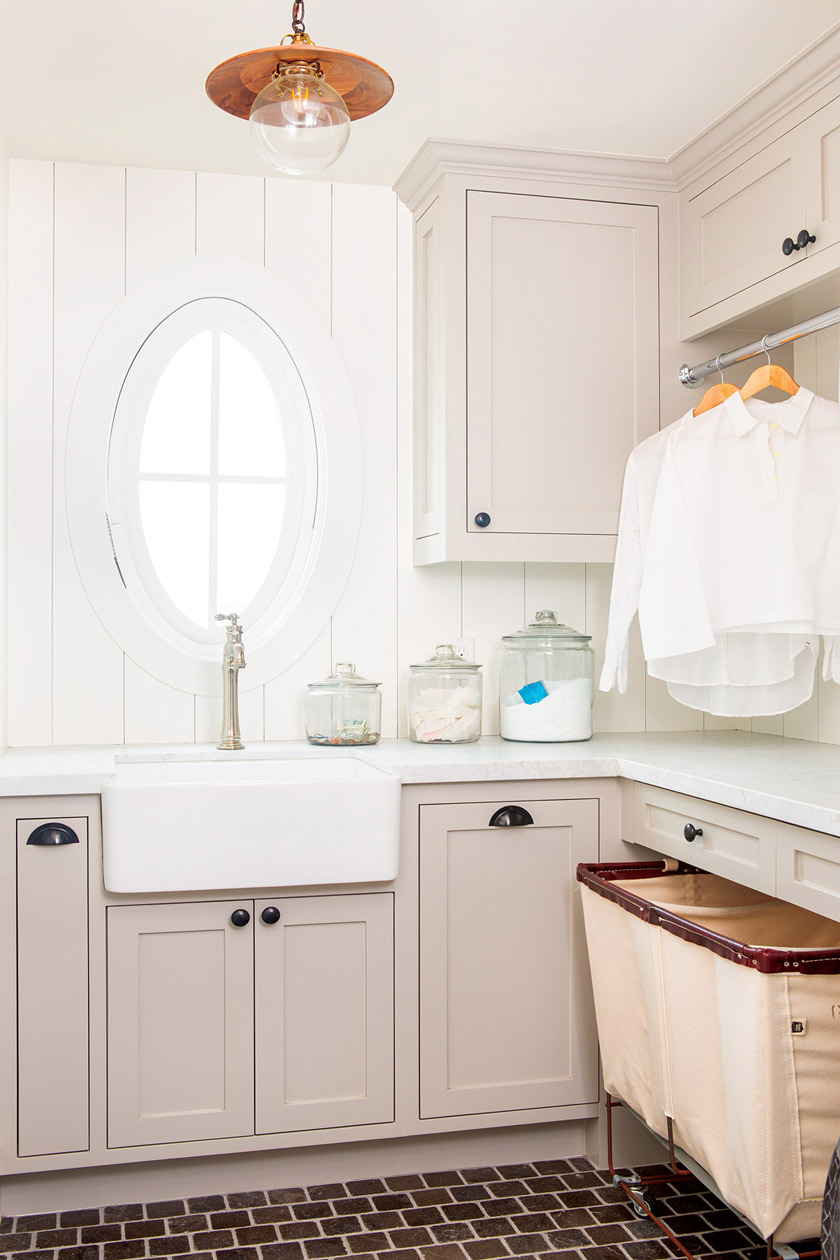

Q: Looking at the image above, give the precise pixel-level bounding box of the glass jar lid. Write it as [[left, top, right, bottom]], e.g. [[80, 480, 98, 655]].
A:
[[501, 610, 592, 646], [410, 644, 481, 671], [307, 661, 381, 691]]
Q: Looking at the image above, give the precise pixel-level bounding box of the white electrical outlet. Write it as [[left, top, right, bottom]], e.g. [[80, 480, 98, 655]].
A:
[[449, 638, 475, 661]]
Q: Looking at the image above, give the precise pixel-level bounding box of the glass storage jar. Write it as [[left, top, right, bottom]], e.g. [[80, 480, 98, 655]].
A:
[[305, 662, 381, 745], [408, 645, 483, 743], [498, 610, 594, 742]]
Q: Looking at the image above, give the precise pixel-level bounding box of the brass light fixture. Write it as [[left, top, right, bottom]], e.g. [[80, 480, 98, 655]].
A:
[[206, 0, 394, 176]]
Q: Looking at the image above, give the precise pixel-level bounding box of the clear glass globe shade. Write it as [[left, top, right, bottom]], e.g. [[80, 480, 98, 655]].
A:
[[249, 70, 351, 176]]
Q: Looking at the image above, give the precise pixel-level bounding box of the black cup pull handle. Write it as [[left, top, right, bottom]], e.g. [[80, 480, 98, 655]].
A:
[[26, 823, 80, 846], [489, 806, 534, 828], [683, 823, 703, 842]]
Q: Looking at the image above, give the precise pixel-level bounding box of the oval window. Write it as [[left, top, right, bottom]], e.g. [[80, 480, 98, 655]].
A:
[[108, 297, 315, 647], [65, 257, 362, 697]]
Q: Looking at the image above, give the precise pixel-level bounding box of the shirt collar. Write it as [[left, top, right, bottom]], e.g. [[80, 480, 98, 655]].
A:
[[723, 386, 814, 437]]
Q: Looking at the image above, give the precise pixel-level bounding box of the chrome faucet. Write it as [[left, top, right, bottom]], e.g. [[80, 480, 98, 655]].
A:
[[215, 613, 246, 750]]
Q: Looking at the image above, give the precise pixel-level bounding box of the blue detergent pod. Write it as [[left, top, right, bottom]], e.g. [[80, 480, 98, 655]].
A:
[[518, 680, 549, 705]]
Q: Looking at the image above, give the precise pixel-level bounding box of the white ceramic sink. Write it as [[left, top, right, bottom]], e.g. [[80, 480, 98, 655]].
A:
[[101, 756, 401, 892]]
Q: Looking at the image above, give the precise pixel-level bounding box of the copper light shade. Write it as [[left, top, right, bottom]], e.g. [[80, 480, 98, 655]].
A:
[[206, 1, 394, 175]]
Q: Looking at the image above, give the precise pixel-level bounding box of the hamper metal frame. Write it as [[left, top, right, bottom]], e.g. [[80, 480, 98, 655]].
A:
[[604, 1090, 820, 1260]]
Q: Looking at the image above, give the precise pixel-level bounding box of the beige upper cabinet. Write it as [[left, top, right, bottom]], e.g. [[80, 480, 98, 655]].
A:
[[680, 91, 840, 338], [681, 136, 809, 322], [466, 193, 659, 545], [418, 797, 599, 1119], [400, 151, 661, 566]]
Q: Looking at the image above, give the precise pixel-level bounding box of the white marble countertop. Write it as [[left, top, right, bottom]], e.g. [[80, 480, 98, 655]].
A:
[[1, 731, 839, 835]]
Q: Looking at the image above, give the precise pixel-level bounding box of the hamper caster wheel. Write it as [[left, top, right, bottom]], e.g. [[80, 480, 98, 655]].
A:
[[630, 1192, 656, 1217]]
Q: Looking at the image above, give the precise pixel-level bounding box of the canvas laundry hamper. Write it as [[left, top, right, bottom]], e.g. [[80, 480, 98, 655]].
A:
[[577, 860, 840, 1245]]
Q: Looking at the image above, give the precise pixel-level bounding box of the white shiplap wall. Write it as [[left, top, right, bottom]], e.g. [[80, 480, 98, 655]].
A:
[[4, 158, 791, 746]]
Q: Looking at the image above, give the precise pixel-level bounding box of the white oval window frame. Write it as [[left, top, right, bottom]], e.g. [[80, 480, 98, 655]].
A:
[[66, 256, 363, 696]]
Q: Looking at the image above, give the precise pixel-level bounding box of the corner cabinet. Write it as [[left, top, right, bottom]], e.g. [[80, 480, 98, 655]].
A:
[[399, 147, 661, 565], [680, 90, 840, 337]]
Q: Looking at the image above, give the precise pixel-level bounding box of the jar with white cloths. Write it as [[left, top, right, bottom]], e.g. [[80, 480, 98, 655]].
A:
[[499, 611, 594, 742], [408, 645, 482, 743]]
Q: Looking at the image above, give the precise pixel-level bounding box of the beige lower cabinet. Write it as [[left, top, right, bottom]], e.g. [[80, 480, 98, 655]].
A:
[[107, 899, 256, 1148], [17, 816, 90, 1158], [107, 892, 395, 1149], [419, 797, 599, 1119], [254, 893, 394, 1134]]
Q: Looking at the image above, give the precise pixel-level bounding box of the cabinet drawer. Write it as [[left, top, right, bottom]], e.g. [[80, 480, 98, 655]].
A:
[[776, 822, 840, 922], [631, 784, 775, 895]]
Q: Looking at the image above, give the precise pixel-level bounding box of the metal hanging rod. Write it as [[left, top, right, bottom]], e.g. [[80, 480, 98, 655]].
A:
[[679, 304, 840, 388]]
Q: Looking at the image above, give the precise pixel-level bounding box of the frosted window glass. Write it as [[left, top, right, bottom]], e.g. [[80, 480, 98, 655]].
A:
[[218, 333, 286, 476], [140, 332, 212, 475], [217, 484, 286, 613], [140, 482, 210, 626]]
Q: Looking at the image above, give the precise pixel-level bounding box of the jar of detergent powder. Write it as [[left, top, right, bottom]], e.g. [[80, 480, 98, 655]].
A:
[[498, 611, 594, 742]]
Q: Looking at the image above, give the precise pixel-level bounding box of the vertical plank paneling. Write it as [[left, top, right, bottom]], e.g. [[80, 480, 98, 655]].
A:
[[263, 178, 334, 740], [124, 662, 195, 745], [586, 563, 645, 733], [524, 564, 585, 630], [265, 626, 333, 742], [124, 167, 198, 742], [52, 163, 125, 744], [396, 200, 462, 735], [196, 173, 264, 263], [646, 676, 703, 732], [463, 562, 525, 736], [265, 179, 332, 329], [331, 185, 399, 737], [7, 161, 54, 745], [126, 168, 195, 290]]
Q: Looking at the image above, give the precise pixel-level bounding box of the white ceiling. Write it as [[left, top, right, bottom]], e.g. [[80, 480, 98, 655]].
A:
[[3, 0, 840, 187]]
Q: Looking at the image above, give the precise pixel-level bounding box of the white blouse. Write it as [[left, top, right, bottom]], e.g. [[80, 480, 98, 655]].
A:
[[600, 386, 840, 715]]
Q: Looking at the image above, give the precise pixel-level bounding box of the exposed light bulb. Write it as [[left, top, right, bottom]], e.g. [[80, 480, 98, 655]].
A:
[[249, 64, 351, 176]]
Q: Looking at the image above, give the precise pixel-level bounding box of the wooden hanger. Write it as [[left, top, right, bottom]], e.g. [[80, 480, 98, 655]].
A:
[[693, 354, 738, 416], [693, 380, 738, 416], [740, 337, 799, 401]]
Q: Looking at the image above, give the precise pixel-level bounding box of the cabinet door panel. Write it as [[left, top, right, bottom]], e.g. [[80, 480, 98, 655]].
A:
[[107, 901, 254, 1147], [684, 139, 807, 316], [255, 893, 394, 1134], [420, 798, 599, 1118], [17, 816, 90, 1156], [466, 192, 658, 538], [805, 94, 840, 256]]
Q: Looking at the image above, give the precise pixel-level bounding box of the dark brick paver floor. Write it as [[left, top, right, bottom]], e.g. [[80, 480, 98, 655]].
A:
[[0, 1158, 818, 1260]]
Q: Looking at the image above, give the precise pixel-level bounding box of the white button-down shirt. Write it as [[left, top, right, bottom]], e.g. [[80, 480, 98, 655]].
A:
[[600, 387, 840, 714]]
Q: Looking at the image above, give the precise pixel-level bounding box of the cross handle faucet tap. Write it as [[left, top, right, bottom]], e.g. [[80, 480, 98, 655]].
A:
[[215, 613, 246, 750]]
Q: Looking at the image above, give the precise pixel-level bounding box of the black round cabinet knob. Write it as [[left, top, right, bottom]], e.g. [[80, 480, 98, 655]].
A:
[[782, 229, 816, 255], [261, 906, 281, 925], [475, 512, 491, 528], [230, 908, 251, 927], [683, 823, 703, 842]]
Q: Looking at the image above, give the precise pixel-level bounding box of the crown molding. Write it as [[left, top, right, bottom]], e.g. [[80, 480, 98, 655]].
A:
[[669, 22, 840, 190], [393, 138, 676, 211]]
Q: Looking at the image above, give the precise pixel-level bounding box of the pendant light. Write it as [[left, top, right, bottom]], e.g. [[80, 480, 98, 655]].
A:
[[206, 0, 394, 177]]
